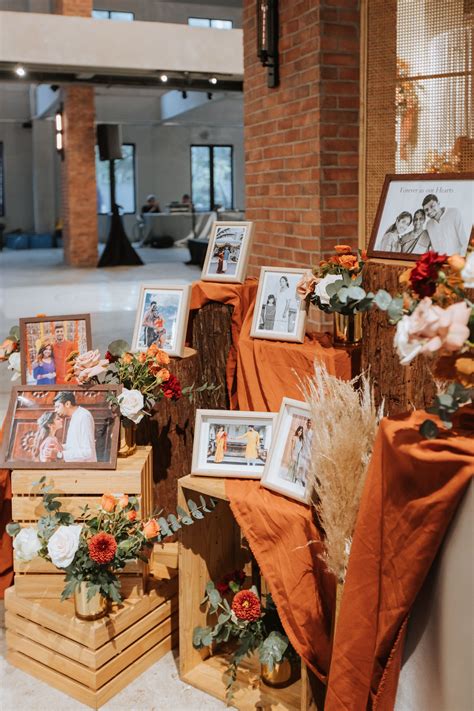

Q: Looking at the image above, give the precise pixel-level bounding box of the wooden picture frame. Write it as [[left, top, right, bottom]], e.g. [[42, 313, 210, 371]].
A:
[[191, 409, 277, 479], [367, 173, 474, 261], [19, 314, 93, 386], [131, 284, 191, 357], [261, 397, 312, 504], [0, 385, 121, 470], [250, 267, 307, 343], [201, 221, 255, 284]]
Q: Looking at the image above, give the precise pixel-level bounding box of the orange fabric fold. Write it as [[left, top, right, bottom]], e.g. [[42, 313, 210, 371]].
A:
[[190, 279, 258, 407], [0, 423, 13, 598], [325, 411, 474, 711], [225, 479, 336, 681]]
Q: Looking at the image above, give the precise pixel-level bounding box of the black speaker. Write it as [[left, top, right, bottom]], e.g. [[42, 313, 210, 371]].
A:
[[97, 124, 122, 161]]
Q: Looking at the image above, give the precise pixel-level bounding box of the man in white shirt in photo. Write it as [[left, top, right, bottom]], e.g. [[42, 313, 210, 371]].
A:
[[422, 193, 469, 255], [49, 391, 97, 462]]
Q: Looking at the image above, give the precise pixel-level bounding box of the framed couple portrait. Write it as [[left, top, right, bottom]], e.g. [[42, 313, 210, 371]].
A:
[[261, 398, 313, 505], [251, 267, 308, 343], [131, 284, 191, 357], [368, 173, 474, 261], [201, 221, 255, 284], [192, 409, 277, 479], [0, 385, 121, 470], [19, 314, 92, 386]]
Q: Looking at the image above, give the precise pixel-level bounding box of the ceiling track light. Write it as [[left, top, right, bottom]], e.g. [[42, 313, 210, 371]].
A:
[[15, 65, 27, 78], [209, 76, 217, 85], [160, 74, 168, 83]]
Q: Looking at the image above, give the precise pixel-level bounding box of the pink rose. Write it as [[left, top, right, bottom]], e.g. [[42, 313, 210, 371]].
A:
[[296, 271, 317, 299], [406, 297, 441, 339], [421, 301, 471, 354], [74, 349, 109, 384]]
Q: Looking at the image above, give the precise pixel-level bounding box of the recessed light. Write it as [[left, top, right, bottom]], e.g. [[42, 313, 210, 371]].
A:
[[15, 66, 27, 78], [160, 74, 168, 83], [209, 77, 217, 85]]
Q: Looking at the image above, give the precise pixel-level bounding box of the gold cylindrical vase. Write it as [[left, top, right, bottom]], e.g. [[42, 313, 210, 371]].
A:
[[74, 583, 109, 621], [118, 421, 137, 458], [332, 311, 362, 347], [261, 657, 300, 688]]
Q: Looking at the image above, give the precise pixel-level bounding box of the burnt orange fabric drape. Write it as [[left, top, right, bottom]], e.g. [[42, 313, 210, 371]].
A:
[[325, 410, 474, 711]]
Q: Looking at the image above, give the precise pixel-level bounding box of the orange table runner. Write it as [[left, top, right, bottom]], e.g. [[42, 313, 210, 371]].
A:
[[325, 411, 474, 711]]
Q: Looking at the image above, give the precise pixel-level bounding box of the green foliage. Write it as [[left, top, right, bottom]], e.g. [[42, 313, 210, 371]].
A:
[[424, 382, 473, 436], [107, 339, 130, 357], [9, 325, 20, 341], [259, 630, 289, 671]]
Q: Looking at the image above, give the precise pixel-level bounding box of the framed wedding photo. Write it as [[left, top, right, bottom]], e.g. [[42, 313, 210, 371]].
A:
[[201, 221, 255, 283], [131, 284, 191, 357], [250, 267, 307, 343], [19, 314, 92, 386], [261, 398, 313, 504], [367, 173, 474, 261], [191, 409, 277, 479], [0, 385, 121, 470]]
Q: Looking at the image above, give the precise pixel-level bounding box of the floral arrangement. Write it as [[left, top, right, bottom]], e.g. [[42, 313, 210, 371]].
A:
[[0, 325, 21, 380], [7, 481, 217, 603], [193, 571, 295, 700]]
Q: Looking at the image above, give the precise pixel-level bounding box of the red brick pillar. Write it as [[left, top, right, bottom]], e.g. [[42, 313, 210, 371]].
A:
[[243, 1, 360, 281], [55, 0, 98, 266]]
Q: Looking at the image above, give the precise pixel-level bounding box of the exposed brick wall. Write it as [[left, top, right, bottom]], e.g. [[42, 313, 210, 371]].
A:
[[54, 0, 92, 16], [243, 0, 360, 283], [60, 86, 98, 266]]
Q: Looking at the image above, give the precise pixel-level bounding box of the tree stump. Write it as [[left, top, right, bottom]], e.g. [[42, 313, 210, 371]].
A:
[[362, 262, 436, 414], [136, 347, 199, 511], [191, 302, 233, 410]]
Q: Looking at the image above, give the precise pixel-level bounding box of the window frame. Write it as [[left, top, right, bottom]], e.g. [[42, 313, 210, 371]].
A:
[[190, 144, 234, 212], [187, 17, 233, 29], [95, 142, 137, 216], [92, 9, 135, 21]]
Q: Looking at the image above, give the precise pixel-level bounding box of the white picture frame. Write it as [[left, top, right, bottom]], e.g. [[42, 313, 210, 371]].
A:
[[131, 284, 191, 357], [250, 267, 307, 343], [261, 397, 313, 504], [191, 409, 277, 479], [201, 221, 255, 283]]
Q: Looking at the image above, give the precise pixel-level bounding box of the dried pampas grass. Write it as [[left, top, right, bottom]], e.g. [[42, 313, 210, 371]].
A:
[[302, 363, 383, 582]]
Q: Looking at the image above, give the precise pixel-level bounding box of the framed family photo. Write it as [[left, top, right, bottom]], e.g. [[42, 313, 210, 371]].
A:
[[250, 267, 307, 343], [192, 409, 277, 479], [0, 385, 121, 470], [261, 398, 313, 504], [131, 284, 191, 357], [201, 221, 254, 283], [19, 314, 92, 386], [368, 173, 474, 261]]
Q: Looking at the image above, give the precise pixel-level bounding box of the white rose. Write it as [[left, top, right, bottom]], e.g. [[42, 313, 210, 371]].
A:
[[8, 352, 21, 382], [13, 528, 42, 561], [47, 525, 82, 569], [461, 252, 474, 289], [314, 274, 344, 305], [394, 315, 424, 365], [118, 388, 145, 424]]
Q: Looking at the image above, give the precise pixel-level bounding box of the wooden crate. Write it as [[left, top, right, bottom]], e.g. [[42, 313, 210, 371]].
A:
[[5, 577, 178, 709], [12, 447, 153, 599], [149, 541, 179, 581], [178, 475, 319, 711]]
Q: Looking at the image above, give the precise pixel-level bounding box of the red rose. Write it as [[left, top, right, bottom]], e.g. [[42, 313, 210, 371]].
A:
[[88, 532, 117, 565], [409, 252, 447, 297], [216, 569, 246, 595], [161, 373, 182, 400], [231, 589, 261, 622], [104, 351, 118, 363]]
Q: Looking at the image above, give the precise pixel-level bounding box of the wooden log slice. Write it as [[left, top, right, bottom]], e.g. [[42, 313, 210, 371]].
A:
[[191, 302, 233, 410]]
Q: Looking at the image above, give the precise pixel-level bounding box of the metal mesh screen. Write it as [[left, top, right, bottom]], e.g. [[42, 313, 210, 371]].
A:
[[364, 0, 474, 240]]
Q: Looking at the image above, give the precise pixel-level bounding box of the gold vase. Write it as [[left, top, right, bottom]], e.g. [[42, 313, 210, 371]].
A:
[[261, 657, 300, 688], [118, 420, 137, 458], [74, 583, 109, 621], [332, 311, 362, 347]]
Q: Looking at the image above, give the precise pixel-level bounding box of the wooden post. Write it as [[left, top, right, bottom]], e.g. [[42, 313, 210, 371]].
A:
[[362, 262, 436, 413], [191, 303, 233, 410]]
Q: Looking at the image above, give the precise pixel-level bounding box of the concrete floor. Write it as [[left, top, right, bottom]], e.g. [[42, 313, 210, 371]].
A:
[[0, 247, 228, 710]]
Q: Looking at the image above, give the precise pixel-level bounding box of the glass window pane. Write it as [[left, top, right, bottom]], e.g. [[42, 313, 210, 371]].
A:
[[92, 10, 109, 19], [188, 17, 211, 28], [191, 146, 211, 212], [110, 11, 134, 21], [95, 144, 135, 215], [211, 19, 233, 29], [213, 146, 233, 209]]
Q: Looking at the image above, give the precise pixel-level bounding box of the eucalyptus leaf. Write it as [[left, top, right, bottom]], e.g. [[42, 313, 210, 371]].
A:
[[419, 419, 439, 439], [107, 339, 130, 357], [336, 287, 349, 304], [6, 522, 20, 537], [259, 631, 289, 671], [325, 279, 344, 297], [158, 517, 172, 537], [346, 285, 366, 301], [373, 289, 392, 311]]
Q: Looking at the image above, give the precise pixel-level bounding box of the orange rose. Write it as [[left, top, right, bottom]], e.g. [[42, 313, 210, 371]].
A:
[[138, 352, 147, 363], [157, 368, 170, 382], [146, 344, 159, 357], [339, 255, 359, 270], [121, 353, 133, 365], [155, 350, 170, 366], [334, 244, 353, 254], [101, 492, 116, 512], [127, 509, 137, 522], [0, 338, 18, 362], [118, 494, 129, 509], [447, 255, 465, 272], [143, 519, 160, 539]]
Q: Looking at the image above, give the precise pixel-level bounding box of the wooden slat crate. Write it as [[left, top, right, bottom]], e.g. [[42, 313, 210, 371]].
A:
[[149, 541, 179, 581], [11, 447, 153, 599], [5, 577, 178, 709]]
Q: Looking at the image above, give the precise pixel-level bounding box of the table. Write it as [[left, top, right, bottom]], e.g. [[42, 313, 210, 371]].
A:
[[143, 212, 216, 243]]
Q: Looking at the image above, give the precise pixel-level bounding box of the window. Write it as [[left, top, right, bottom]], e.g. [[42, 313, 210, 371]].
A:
[[95, 144, 136, 215], [92, 10, 134, 21], [188, 17, 233, 30], [191, 145, 233, 212]]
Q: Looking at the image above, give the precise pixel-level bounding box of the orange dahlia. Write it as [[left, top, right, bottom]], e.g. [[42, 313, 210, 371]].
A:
[[231, 590, 261, 622], [88, 532, 117, 565]]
